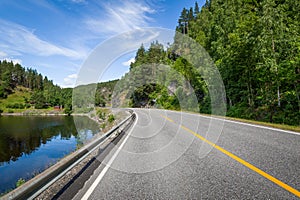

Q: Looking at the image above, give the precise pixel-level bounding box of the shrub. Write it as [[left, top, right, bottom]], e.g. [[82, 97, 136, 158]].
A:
[[97, 109, 106, 120], [6, 103, 25, 109], [108, 114, 115, 123], [63, 102, 73, 116], [35, 102, 46, 109], [16, 178, 25, 187], [7, 109, 14, 113], [100, 123, 106, 129]]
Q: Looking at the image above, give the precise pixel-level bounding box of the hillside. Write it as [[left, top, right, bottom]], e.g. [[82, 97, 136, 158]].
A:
[[0, 61, 118, 114], [0, 86, 31, 112], [72, 80, 118, 113], [112, 0, 299, 126]]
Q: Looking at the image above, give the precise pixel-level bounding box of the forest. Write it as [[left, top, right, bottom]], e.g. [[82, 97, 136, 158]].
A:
[[115, 0, 299, 125], [0, 60, 71, 111], [0, 60, 117, 114], [181, 0, 299, 125], [0, 0, 299, 126]]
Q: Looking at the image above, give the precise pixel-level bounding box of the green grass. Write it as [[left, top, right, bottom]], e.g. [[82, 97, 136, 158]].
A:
[[181, 110, 300, 133], [223, 116, 300, 133], [0, 86, 31, 112], [0, 86, 62, 114], [16, 178, 25, 187]]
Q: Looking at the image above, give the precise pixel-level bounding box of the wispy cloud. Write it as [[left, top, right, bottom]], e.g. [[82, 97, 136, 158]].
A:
[[0, 58, 22, 65], [10, 58, 22, 65], [0, 19, 86, 60], [0, 51, 7, 58], [0, 50, 22, 64], [63, 73, 78, 88], [122, 57, 135, 67], [71, 0, 86, 3], [85, 0, 155, 35]]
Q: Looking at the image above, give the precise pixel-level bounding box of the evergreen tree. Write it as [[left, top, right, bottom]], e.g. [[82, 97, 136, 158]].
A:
[[194, 2, 200, 15]]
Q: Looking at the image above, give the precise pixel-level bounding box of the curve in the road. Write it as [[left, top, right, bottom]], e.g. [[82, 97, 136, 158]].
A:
[[76, 109, 300, 199]]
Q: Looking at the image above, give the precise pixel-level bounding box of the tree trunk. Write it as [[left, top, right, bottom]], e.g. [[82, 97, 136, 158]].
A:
[[272, 36, 281, 107], [295, 83, 300, 112], [277, 85, 280, 107]]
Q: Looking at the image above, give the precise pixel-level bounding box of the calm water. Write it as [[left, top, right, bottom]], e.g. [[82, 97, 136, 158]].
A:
[[0, 115, 100, 194]]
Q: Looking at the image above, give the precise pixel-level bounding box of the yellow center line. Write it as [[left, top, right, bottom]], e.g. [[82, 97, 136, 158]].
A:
[[162, 115, 300, 198], [161, 115, 174, 123]]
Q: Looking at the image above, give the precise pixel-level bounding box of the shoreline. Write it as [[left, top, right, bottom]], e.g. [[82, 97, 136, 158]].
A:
[[0, 109, 65, 116], [0, 108, 131, 198], [0, 112, 67, 116]]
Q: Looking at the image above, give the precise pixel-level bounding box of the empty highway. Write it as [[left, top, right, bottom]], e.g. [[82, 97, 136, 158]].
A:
[[69, 109, 300, 199]]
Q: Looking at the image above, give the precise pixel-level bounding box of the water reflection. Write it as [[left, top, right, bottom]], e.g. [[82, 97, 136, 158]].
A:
[[0, 115, 100, 193]]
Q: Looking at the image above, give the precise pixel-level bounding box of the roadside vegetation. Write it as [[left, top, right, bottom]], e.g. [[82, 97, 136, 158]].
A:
[[186, 111, 300, 133], [225, 117, 300, 133], [113, 0, 299, 127], [16, 178, 25, 188], [94, 108, 115, 131]]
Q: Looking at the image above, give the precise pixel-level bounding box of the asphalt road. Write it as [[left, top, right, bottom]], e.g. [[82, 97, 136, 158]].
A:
[[71, 109, 300, 199]]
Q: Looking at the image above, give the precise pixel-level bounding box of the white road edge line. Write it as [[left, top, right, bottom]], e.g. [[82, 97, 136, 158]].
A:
[[164, 109, 300, 136], [81, 113, 138, 200]]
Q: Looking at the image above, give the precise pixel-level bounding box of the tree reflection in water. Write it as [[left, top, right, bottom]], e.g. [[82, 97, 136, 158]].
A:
[[0, 115, 99, 165], [0, 115, 100, 193]]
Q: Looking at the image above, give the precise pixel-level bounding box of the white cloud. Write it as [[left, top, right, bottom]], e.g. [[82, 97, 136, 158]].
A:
[[68, 74, 78, 79], [63, 73, 78, 87], [0, 51, 7, 58], [0, 19, 86, 60], [0, 51, 22, 65], [11, 58, 22, 65], [122, 57, 135, 67], [85, 0, 155, 35], [71, 0, 86, 3], [0, 58, 22, 65]]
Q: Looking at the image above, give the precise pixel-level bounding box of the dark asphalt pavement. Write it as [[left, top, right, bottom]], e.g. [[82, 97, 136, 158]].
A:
[[72, 109, 300, 199]]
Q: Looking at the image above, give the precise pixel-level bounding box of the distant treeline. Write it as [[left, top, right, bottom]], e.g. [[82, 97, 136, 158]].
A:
[[72, 80, 118, 112], [0, 60, 72, 110], [0, 60, 117, 113]]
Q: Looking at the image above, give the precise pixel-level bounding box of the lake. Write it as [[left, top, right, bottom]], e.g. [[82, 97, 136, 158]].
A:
[[0, 115, 100, 194]]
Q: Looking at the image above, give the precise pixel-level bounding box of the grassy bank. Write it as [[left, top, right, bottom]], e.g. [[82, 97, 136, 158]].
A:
[[181, 110, 300, 133], [0, 87, 31, 113], [223, 116, 300, 133]]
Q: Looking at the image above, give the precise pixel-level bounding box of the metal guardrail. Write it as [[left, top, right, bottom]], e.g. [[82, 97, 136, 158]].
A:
[[2, 112, 136, 200]]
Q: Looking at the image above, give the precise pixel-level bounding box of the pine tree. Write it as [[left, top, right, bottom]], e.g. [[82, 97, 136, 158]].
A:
[[194, 1, 200, 15]]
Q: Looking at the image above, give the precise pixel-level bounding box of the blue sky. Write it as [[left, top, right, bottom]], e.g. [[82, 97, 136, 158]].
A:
[[0, 0, 204, 87]]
